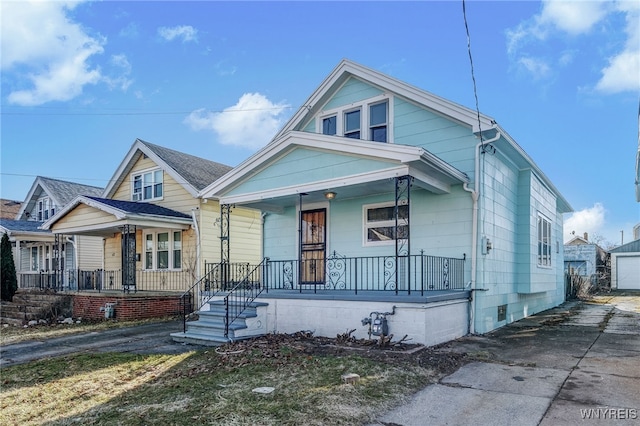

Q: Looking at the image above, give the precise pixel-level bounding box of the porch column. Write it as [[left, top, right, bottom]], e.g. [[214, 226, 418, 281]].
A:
[[121, 225, 137, 293], [220, 204, 232, 289], [395, 175, 412, 293], [53, 233, 61, 290]]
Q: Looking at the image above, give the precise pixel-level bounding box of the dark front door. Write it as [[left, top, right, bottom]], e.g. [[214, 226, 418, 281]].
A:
[[300, 209, 326, 284], [121, 226, 137, 292]]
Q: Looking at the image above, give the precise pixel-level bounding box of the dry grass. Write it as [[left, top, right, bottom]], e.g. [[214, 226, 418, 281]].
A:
[[0, 347, 439, 426]]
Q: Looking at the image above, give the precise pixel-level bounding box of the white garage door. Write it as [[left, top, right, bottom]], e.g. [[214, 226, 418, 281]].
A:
[[618, 256, 640, 290]]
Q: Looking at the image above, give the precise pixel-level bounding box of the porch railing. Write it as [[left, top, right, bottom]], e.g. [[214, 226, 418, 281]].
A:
[[18, 269, 196, 293], [263, 251, 466, 296]]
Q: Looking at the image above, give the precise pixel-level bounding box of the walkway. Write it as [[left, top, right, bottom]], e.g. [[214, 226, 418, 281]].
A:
[[370, 292, 640, 425]]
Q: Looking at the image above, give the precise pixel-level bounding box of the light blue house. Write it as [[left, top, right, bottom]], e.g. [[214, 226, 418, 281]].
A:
[[193, 59, 572, 346]]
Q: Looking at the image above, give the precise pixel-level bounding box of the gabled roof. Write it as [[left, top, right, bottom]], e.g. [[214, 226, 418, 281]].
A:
[[42, 195, 191, 229], [103, 139, 232, 198], [275, 59, 495, 139], [41, 195, 192, 235], [16, 176, 104, 220], [200, 131, 469, 205]]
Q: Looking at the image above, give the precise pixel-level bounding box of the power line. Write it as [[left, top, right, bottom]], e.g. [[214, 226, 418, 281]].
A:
[[462, 0, 484, 146], [0, 106, 294, 117]]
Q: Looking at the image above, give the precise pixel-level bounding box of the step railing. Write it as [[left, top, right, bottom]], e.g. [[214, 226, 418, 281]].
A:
[[223, 258, 267, 338], [178, 261, 265, 334]]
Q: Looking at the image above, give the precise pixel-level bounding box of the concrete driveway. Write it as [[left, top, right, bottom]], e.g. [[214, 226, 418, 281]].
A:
[[370, 291, 640, 426]]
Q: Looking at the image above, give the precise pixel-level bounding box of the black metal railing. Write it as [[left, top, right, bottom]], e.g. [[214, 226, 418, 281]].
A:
[[179, 261, 263, 333], [223, 259, 267, 337], [17, 271, 64, 291], [263, 251, 466, 296], [19, 269, 197, 293]]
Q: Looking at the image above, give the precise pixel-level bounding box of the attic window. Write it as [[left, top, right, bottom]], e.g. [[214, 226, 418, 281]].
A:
[[317, 95, 390, 143], [132, 169, 163, 201]]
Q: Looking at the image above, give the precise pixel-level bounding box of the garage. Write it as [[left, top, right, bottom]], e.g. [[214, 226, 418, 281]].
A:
[[610, 240, 640, 290], [616, 256, 640, 290]]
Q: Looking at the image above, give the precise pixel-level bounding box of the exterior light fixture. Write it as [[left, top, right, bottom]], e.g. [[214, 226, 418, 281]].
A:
[[324, 191, 336, 200]]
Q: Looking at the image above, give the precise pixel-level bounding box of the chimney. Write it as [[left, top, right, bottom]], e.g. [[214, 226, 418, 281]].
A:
[[583, 232, 588, 241]]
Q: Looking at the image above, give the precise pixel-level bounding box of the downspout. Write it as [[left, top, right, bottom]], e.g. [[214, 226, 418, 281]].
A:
[[462, 130, 501, 334], [191, 208, 201, 280]]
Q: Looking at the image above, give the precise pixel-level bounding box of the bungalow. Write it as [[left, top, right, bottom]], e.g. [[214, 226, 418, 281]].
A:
[[180, 59, 572, 347], [0, 176, 104, 289], [42, 139, 262, 296]]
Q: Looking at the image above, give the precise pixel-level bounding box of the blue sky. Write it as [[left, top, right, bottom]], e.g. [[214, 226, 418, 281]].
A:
[[1, 0, 638, 247]]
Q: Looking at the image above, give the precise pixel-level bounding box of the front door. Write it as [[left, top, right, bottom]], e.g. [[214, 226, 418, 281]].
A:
[[300, 209, 326, 284]]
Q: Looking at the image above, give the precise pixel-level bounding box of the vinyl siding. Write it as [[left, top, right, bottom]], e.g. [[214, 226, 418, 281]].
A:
[[227, 148, 397, 196], [76, 236, 103, 270], [52, 204, 115, 231], [111, 155, 197, 215]]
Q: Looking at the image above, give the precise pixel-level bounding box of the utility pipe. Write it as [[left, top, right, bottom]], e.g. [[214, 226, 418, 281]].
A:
[[462, 130, 501, 334], [191, 208, 201, 280]]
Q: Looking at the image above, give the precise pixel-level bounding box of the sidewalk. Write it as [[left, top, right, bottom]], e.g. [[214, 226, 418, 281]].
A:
[[369, 292, 640, 425]]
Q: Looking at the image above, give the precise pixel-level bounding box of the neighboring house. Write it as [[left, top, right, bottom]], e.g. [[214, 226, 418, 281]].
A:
[[564, 233, 609, 280], [0, 177, 104, 289], [191, 59, 573, 346], [0, 199, 22, 219], [42, 139, 262, 293]]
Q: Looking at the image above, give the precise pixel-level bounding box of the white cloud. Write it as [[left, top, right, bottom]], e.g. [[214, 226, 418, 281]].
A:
[[506, 0, 638, 94], [184, 93, 290, 149], [595, 1, 640, 94], [158, 25, 198, 43], [538, 0, 609, 36], [564, 203, 606, 242], [518, 57, 551, 79], [1, 0, 106, 106]]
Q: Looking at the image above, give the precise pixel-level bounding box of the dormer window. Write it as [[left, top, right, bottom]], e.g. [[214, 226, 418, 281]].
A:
[[318, 97, 390, 143], [132, 169, 163, 201]]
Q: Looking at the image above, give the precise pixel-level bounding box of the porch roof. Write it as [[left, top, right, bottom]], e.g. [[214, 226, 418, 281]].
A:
[[41, 196, 193, 237], [200, 131, 469, 212], [0, 218, 52, 242]]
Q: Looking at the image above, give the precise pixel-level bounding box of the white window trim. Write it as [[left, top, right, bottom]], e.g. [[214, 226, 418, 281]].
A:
[[143, 229, 182, 271], [317, 94, 393, 142], [537, 213, 552, 268], [131, 167, 164, 202], [362, 201, 408, 247]]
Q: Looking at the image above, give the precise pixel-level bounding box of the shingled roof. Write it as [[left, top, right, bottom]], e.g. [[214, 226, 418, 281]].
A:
[[0, 218, 48, 234], [138, 140, 232, 192], [85, 196, 191, 219], [37, 176, 104, 206]]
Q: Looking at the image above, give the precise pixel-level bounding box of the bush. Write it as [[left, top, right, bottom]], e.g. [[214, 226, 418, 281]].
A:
[[1, 232, 18, 301]]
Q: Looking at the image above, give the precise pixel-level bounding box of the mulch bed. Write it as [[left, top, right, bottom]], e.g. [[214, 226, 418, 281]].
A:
[[213, 330, 468, 375]]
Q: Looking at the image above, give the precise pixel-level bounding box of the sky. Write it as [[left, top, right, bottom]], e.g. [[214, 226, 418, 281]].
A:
[[1, 0, 639, 248]]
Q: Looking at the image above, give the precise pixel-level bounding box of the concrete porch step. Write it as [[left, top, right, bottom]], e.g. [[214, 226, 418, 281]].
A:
[[171, 300, 268, 346]]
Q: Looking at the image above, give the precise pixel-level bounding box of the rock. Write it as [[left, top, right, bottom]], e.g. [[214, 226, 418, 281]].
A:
[[60, 317, 74, 324], [38, 319, 48, 325], [28, 320, 38, 327]]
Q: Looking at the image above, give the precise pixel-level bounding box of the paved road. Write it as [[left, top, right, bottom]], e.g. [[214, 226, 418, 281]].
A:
[[0, 320, 193, 367], [369, 292, 640, 426]]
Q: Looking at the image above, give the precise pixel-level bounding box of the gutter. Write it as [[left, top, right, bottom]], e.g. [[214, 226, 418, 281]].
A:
[[462, 130, 501, 335]]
